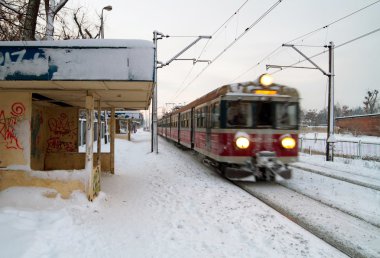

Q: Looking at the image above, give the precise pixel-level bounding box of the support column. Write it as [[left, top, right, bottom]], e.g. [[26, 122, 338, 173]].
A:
[[85, 95, 95, 200], [326, 42, 335, 161], [152, 31, 158, 153], [110, 108, 115, 174], [97, 99, 102, 169]]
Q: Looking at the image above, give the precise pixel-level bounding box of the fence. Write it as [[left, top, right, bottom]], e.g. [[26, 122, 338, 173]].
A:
[[299, 136, 380, 161]]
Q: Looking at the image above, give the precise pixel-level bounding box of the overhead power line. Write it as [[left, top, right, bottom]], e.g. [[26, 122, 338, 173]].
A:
[[174, 0, 283, 100], [169, 0, 249, 102], [271, 27, 380, 75], [230, 0, 380, 82], [285, 0, 380, 44], [211, 0, 249, 37]]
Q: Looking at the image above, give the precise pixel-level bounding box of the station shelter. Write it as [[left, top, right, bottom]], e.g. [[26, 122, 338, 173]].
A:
[[0, 39, 155, 200]]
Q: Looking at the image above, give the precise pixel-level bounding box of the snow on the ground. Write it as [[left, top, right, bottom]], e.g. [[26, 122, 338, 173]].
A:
[[301, 132, 380, 144], [299, 153, 380, 173], [300, 132, 380, 161], [78, 139, 110, 153], [0, 131, 347, 258]]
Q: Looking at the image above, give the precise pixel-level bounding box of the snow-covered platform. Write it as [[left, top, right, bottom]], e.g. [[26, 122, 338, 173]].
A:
[[0, 131, 347, 257], [0, 39, 154, 109]]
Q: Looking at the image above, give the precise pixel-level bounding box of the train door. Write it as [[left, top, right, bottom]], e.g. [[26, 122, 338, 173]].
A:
[[177, 113, 181, 144], [189, 108, 194, 149], [205, 105, 211, 151]]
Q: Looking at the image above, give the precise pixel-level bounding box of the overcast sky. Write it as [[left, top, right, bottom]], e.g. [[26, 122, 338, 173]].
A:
[[68, 0, 380, 112]]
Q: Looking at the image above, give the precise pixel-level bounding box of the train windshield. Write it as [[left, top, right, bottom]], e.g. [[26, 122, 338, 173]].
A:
[[274, 102, 298, 129], [225, 101, 298, 129], [226, 101, 253, 127]]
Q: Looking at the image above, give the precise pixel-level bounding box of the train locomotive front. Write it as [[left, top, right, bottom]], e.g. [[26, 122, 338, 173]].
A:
[[159, 74, 300, 182]]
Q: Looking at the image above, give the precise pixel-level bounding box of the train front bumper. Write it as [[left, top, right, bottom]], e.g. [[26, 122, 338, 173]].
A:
[[224, 152, 292, 181]]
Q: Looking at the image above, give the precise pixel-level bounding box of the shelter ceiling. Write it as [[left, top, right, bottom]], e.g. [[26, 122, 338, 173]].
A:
[[0, 80, 153, 109]]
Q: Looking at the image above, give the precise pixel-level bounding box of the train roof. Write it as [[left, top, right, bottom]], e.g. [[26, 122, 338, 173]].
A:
[[163, 81, 299, 117]]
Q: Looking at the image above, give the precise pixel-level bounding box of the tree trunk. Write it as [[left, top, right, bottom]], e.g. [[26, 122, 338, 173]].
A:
[[45, 0, 69, 40], [46, 1, 54, 40], [22, 0, 41, 40]]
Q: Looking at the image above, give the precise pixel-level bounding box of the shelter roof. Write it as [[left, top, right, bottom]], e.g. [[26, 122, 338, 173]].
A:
[[0, 39, 155, 109]]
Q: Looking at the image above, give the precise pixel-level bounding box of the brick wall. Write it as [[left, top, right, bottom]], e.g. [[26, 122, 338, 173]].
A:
[[336, 114, 380, 136]]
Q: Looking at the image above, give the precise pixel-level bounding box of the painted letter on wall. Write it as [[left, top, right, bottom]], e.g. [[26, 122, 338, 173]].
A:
[[0, 93, 31, 168]]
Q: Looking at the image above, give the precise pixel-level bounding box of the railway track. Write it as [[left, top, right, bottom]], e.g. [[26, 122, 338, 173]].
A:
[[178, 144, 380, 257], [229, 166, 380, 258]]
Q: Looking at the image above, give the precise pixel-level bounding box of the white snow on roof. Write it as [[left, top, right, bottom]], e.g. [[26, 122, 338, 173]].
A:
[[0, 39, 154, 48], [0, 39, 154, 81]]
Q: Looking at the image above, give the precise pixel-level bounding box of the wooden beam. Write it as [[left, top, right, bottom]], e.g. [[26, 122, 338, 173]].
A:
[[110, 108, 115, 174], [97, 99, 102, 169], [85, 95, 95, 200]]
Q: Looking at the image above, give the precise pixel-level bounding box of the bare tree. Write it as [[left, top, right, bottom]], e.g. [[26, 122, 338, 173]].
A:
[[23, 0, 41, 40], [363, 90, 379, 114], [44, 0, 68, 40], [0, 0, 27, 40], [1, 0, 99, 41]]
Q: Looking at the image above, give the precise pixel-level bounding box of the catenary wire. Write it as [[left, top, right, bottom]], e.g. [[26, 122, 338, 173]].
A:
[[174, 0, 283, 100], [169, 0, 249, 102], [230, 0, 380, 82], [285, 0, 380, 44], [271, 27, 380, 75]]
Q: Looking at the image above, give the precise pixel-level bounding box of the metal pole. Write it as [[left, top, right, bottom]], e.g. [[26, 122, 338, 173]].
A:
[[104, 110, 108, 144], [100, 9, 104, 39], [153, 31, 159, 153], [270, 43, 335, 162], [150, 100, 153, 152], [326, 42, 335, 161]]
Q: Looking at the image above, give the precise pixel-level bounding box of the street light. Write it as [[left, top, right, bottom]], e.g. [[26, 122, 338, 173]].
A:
[[100, 5, 112, 144], [100, 5, 112, 39]]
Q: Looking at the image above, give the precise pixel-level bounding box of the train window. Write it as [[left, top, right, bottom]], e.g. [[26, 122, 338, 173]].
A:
[[212, 103, 220, 128], [201, 107, 207, 128], [255, 102, 272, 128], [202, 106, 208, 128], [226, 101, 252, 127], [196, 109, 201, 128], [275, 102, 298, 129]]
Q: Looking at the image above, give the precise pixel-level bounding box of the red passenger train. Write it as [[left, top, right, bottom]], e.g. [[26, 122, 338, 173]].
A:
[[158, 74, 299, 181]]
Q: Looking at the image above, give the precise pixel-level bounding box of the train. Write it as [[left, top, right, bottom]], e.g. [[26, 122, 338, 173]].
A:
[[158, 74, 299, 181]]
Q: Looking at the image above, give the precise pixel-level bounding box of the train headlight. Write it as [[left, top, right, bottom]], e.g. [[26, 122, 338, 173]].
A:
[[281, 136, 296, 149], [259, 74, 273, 86], [235, 132, 250, 149], [236, 137, 250, 149]]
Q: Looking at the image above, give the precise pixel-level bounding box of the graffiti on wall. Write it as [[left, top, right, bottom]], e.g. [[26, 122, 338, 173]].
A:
[[0, 48, 57, 80], [0, 103, 26, 150], [47, 112, 77, 152]]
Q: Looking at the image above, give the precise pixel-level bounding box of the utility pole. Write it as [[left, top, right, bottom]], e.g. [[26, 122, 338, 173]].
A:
[[152, 31, 159, 153], [266, 42, 335, 161], [326, 42, 335, 161], [151, 31, 211, 153]]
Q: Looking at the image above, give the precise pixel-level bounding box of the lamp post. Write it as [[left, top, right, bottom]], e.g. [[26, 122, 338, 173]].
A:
[[100, 5, 112, 144], [100, 5, 112, 39]]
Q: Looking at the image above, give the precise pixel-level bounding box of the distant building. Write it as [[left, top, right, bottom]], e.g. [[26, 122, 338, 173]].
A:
[[336, 113, 380, 136]]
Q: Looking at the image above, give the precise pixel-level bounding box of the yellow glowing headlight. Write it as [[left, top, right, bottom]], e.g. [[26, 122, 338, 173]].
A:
[[281, 137, 296, 149], [236, 137, 250, 149], [259, 74, 273, 86]]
